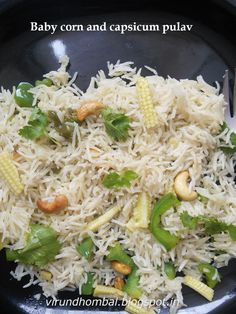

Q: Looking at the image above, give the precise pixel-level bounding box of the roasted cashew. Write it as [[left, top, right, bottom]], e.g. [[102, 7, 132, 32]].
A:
[[12, 151, 21, 161], [40, 270, 52, 281], [76, 101, 105, 121], [111, 261, 132, 275], [174, 171, 197, 201], [37, 195, 69, 213], [114, 276, 125, 290]]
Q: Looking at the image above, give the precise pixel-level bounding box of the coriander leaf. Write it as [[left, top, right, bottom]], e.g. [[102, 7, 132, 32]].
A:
[[19, 121, 46, 140], [202, 218, 227, 235], [19, 108, 48, 140], [103, 172, 120, 188], [122, 170, 138, 181], [6, 224, 61, 267], [227, 225, 236, 241], [180, 212, 236, 241], [180, 211, 199, 229], [219, 122, 236, 154], [102, 107, 130, 141], [30, 108, 48, 125], [103, 170, 138, 188]]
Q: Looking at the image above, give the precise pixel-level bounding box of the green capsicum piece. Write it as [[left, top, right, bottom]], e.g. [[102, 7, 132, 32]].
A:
[[35, 78, 53, 87], [48, 110, 74, 140], [123, 266, 142, 299], [164, 261, 176, 280], [48, 111, 61, 127], [150, 193, 180, 251], [107, 242, 135, 269], [81, 272, 94, 295], [198, 263, 220, 288], [56, 124, 74, 139], [14, 82, 34, 107], [198, 194, 208, 204], [76, 237, 94, 262]]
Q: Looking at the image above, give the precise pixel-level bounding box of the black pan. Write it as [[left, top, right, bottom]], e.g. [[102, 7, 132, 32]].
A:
[[0, 0, 236, 313]]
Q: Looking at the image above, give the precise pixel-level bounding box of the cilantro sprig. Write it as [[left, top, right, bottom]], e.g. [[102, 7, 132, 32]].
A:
[[19, 108, 48, 140], [103, 170, 138, 188], [102, 108, 130, 141], [180, 211, 236, 240], [6, 224, 61, 267], [219, 122, 236, 154]]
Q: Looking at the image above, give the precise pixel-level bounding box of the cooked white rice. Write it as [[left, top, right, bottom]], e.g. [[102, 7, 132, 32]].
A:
[[0, 56, 236, 312]]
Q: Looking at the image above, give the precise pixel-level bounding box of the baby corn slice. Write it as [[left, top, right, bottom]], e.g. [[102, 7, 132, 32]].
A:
[[183, 275, 214, 301], [125, 302, 156, 314], [126, 192, 151, 231], [86, 206, 121, 233], [0, 152, 23, 195], [136, 77, 158, 128], [93, 285, 125, 298]]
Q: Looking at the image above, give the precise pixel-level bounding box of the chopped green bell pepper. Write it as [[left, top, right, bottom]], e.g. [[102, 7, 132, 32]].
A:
[[76, 237, 94, 262], [82, 272, 94, 295], [164, 261, 176, 280], [150, 193, 180, 251], [123, 266, 142, 299], [14, 82, 34, 107], [35, 78, 53, 87], [107, 242, 135, 269], [48, 110, 74, 140], [198, 263, 220, 288]]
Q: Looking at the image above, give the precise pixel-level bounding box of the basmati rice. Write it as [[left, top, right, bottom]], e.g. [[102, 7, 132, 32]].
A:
[[0, 56, 236, 313]]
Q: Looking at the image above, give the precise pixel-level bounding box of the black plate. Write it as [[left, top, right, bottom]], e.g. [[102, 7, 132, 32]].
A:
[[0, 1, 236, 313]]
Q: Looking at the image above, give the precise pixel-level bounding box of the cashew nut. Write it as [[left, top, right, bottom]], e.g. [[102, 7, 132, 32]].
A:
[[174, 171, 197, 201], [40, 270, 52, 281], [111, 261, 132, 275], [12, 151, 21, 161], [76, 101, 105, 121], [37, 195, 69, 214], [114, 276, 125, 290]]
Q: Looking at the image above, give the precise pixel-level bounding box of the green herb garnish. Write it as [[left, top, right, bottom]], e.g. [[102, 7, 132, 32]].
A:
[[102, 107, 130, 141], [19, 108, 48, 140], [6, 224, 61, 267], [102, 170, 138, 188], [180, 211, 198, 229], [219, 122, 236, 154], [180, 211, 236, 240]]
